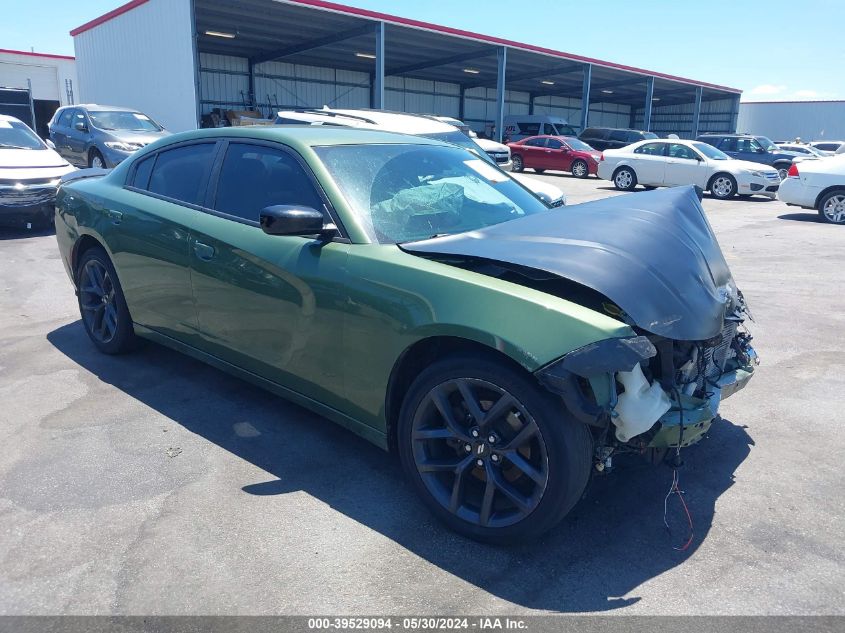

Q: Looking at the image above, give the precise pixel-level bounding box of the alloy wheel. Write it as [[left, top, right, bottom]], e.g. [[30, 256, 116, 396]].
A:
[[777, 167, 789, 181], [411, 378, 549, 528], [92, 155, 105, 169], [822, 194, 845, 224], [572, 161, 587, 178], [615, 169, 633, 189], [712, 176, 733, 198], [512, 155, 523, 172], [79, 259, 119, 344]]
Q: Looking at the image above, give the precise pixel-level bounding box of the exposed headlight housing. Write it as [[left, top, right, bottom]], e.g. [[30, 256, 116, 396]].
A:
[[104, 141, 145, 152]]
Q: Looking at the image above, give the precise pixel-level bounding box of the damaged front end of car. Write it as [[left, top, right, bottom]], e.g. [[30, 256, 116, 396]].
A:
[[401, 185, 759, 468]]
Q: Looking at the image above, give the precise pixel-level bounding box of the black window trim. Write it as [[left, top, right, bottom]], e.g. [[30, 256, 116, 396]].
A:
[[634, 141, 668, 156], [122, 137, 349, 240]]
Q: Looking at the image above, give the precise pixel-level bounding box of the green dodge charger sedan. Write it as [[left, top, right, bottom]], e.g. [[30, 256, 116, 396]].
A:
[[55, 126, 757, 542]]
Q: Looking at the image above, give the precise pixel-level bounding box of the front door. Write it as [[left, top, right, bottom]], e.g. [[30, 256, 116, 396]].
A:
[[188, 140, 349, 408], [545, 138, 572, 172], [66, 110, 92, 167], [663, 143, 709, 187]]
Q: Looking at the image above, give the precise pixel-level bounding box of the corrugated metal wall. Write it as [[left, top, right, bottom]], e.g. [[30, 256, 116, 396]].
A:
[[385, 76, 460, 117], [73, 0, 197, 131], [632, 97, 738, 138], [737, 101, 845, 141]]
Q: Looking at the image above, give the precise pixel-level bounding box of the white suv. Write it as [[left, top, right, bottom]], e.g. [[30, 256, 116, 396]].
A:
[[274, 108, 565, 206]]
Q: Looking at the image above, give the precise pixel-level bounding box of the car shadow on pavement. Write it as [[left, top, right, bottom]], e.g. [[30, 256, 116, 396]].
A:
[[47, 321, 754, 613], [778, 212, 824, 223]]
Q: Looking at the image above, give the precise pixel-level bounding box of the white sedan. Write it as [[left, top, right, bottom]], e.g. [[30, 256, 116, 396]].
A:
[[778, 155, 845, 224], [597, 139, 781, 199]]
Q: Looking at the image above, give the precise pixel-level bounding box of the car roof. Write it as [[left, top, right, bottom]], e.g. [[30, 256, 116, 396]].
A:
[[0, 114, 24, 123], [59, 104, 140, 112], [278, 108, 456, 135], [152, 125, 446, 149]]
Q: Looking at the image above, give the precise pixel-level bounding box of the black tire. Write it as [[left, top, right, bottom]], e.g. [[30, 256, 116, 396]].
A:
[[817, 189, 845, 225], [709, 173, 737, 199], [76, 247, 137, 354], [534, 168, 545, 174], [571, 159, 589, 179], [612, 166, 637, 191], [397, 354, 592, 543], [511, 154, 524, 173], [89, 149, 106, 169], [738, 194, 752, 198], [642, 185, 657, 191]]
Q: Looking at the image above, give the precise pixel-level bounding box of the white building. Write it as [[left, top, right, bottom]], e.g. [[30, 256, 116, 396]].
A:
[[738, 100, 845, 142], [0, 48, 78, 136]]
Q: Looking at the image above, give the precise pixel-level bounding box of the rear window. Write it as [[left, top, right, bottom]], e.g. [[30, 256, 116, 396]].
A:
[[515, 122, 541, 136], [147, 143, 216, 206], [581, 128, 607, 140]]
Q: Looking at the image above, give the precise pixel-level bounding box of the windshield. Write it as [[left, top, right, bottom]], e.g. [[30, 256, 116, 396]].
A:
[[88, 111, 162, 132], [643, 132, 659, 140], [315, 143, 549, 244], [421, 130, 500, 166], [692, 142, 730, 160], [755, 136, 778, 151], [0, 120, 45, 150], [561, 137, 594, 151]]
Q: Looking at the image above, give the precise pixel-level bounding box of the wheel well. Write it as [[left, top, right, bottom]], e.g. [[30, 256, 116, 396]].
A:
[[384, 336, 531, 452], [815, 186, 845, 210], [71, 235, 106, 284], [773, 160, 792, 170], [612, 164, 633, 178]]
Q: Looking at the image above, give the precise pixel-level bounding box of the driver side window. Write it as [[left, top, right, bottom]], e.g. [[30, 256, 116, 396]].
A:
[[668, 144, 698, 160], [212, 143, 324, 223]]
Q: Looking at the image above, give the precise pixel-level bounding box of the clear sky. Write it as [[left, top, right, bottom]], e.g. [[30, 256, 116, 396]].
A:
[[3, 0, 842, 101]]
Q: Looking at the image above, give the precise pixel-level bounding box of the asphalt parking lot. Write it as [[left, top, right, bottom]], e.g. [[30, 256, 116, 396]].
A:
[[1, 173, 843, 616]]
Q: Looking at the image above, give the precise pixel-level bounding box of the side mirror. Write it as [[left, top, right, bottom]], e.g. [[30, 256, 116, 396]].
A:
[[259, 205, 337, 238], [74, 121, 88, 132], [45, 139, 56, 149]]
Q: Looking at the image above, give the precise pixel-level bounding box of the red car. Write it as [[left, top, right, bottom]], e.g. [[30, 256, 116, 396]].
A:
[[508, 135, 601, 178]]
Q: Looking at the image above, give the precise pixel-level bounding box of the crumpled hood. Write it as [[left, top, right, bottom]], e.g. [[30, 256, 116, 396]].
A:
[[401, 186, 740, 341]]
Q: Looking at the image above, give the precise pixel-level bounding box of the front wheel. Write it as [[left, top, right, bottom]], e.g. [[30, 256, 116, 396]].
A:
[[710, 173, 737, 199], [398, 355, 592, 543], [89, 149, 106, 169], [818, 190, 845, 224], [571, 159, 589, 179], [613, 167, 637, 191], [77, 247, 137, 354], [511, 154, 524, 173]]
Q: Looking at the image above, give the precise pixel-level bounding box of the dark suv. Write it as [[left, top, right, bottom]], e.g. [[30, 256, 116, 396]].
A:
[[579, 127, 658, 151], [696, 134, 799, 180]]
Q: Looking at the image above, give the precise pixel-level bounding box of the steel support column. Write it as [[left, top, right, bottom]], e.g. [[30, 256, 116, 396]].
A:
[[643, 76, 655, 131], [580, 63, 592, 132], [372, 21, 385, 109], [692, 86, 703, 138], [459, 85, 466, 121], [495, 46, 507, 142], [529, 93, 535, 115]]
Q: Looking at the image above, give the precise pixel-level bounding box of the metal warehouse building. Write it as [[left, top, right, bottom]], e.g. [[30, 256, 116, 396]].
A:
[[71, 0, 741, 140], [738, 100, 845, 142], [0, 49, 78, 137]]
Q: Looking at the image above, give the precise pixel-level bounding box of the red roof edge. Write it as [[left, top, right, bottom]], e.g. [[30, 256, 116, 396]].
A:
[[741, 99, 845, 105], [67, 0, 741, 94], [286, 0, 742, 94], [70, 0, 150, 37], [0, 48, 75, 61]]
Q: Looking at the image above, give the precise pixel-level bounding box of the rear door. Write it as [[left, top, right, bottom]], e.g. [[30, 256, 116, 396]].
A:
[[519, 137, 547, 169], [51, 108, 76, 164], [629, 141, 668, 185], [188, 140, 349, 407], [110, 140, 218, 344]]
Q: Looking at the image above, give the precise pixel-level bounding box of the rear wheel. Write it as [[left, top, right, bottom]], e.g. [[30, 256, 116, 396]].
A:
[[710, 173, 737, 199], [76, 247, 137, 354], [776, 165, 790, 181], [571, 159, 589, 179], [398, 355, 592, 543], [511, 154, 524, 173], [612, 166, 637, 191], [818, 190, 845, 224]]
